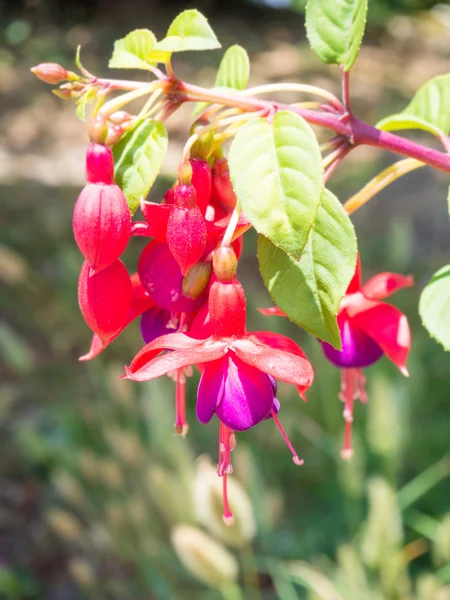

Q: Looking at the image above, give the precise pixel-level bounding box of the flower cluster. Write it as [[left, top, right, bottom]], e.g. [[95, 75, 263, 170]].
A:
[[72, 119, 412, 522]]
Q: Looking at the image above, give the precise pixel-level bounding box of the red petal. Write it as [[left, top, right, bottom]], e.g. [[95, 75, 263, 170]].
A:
[[362, 272, 413, 300], [231, 336, 314, 392], [140, 200, 172, 242], [258, 306, 286, 317], [167, 205, 207, 275], [127, 335, 228, 381], [346, 253, 361, 294], [352, 302, 411, 374]]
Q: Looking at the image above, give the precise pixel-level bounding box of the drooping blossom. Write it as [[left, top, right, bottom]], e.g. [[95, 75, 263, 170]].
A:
[[125, 276, 314, 521], [261, 255, 413, 459]]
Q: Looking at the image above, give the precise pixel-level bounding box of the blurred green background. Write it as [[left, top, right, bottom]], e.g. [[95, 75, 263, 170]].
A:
[[1, 1, 450, 598]]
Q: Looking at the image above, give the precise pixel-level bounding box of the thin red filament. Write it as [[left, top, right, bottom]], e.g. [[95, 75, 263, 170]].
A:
[[271, 410, 304, 466]]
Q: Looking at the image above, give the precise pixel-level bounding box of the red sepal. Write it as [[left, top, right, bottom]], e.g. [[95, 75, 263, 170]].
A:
[[258, 306, 286, 317], [212, 158, 237, 213], [362, 272, 413, 300], [209, 280, 246, 337], [126, 334, 228, 381], [352, 302, 410, 374], [140, 200, 172, 242], [190, 158, 212, 215], [78, 259, 132, 343], [231, 335, 314, 393], [346, 253, 362, 294]]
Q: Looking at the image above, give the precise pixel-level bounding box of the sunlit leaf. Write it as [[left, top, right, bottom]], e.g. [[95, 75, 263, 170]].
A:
[[229, 111, 323, 260], [113, 120, 168, 213], [377, 74, 450, 139], [193, 45, 250, 116], [305, 0, 368, 71], [419, 264, 450, 351], [258, 189, 357, 347], [109, 29, 158, 70], [156, 10, 220, 52]]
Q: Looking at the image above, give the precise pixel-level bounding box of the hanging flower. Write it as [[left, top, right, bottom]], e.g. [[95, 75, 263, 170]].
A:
[[260, 255, 413, 459], [125, 277, 313, 521]]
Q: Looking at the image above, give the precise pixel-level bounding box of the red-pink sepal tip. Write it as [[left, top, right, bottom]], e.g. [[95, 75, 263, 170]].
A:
[[258, 306, 286, 317], [79, 273, 154, 361], [78, 259, 132, 344]]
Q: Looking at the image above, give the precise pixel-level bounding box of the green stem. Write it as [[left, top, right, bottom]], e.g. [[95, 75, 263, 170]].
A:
[[220, 583, 245, 600]]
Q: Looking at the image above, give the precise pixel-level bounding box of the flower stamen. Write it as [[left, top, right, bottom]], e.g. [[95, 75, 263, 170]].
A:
[[175, 369, 189, 436], [271, 410, 304, 466]]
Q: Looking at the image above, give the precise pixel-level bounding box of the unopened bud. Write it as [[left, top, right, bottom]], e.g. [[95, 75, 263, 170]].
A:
[[182, 262, 212, 299], [105, 124, 124, 147], [52, 88, 72, 100], [88, 115, 108, 144], [178, 161, 193, 185], [31, 63, 69, 85], [213, 247, 237, 282], [109, 111, 132, 125], [190, 120, 214, 159], [171, 525, 238, 589]]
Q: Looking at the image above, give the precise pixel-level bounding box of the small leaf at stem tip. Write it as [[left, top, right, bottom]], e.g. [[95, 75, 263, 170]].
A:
[[113, 119, 168, 214], [109, 29, 160, 69], [305, 0, 368, 71], [257, 188, 357, 348], [376, 74, 450, 140], [155, 9, 221, 52], [419, 264, 450, 351], [193, 45, 249, 117], [229, 111, 323, 260]]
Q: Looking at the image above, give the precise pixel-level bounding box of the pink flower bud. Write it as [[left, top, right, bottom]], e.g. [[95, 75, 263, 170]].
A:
[[85, 142, 115, 185], [167, 186, 207, 275], [73, 182, 131, 273], [78, 260, 132, 342], [209, 280, 246, 337], [190, 158, 212, 215], [31, 63, 69, 85]]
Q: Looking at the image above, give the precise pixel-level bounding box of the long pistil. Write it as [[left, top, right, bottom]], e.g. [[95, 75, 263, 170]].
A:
[[271, 410, 304, 466]]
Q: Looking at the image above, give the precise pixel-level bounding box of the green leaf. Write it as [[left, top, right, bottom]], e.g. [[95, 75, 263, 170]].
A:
[[215, 45, 249, 90], [258, 189, 357, 347], [156, 9, 221, 52], [229, 111, 323, 260], [75, 88, 96, 121], [109, 29, 158, 70], [113, 120, 168, 213], [193, 45, 250, 116], [419, 265, 450, 351], [377, 74, 450, 138], [305, 0, 368, 71]]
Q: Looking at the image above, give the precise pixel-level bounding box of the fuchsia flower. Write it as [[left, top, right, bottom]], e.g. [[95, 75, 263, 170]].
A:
[[73, 142, 131, 274], [125, 277, 313, 521], [261, 255, 413, 459]]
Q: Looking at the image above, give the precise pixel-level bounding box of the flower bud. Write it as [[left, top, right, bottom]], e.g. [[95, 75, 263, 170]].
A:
[[88, 115, 108, 144], [171, 525, 238, 589], [109, 111, 132, 125], [213, 247, 237, 282], [178, 160, 193, 185], [85, 142, 115, 185], [167, 184, 207, 275], [73, 181, 131, 272], [190, 120, 214, 160], [78, 260, 132, 343], [52, 88, 73, 100], [105, 124, 124, 146], [209, 280, 246, 337], [182, 262, 212, 299], [212, 158, 237, 213], [31, 63, 69, 85], [190, 158, 212, 215]]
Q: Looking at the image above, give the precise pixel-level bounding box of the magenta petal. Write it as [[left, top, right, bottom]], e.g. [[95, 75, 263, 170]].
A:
[[138, 241, 205, 313], [196, 358, 225, 425], [215, 355, 274, 431], [140, 307, 173, 344], [321, 318, 383, 368]]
